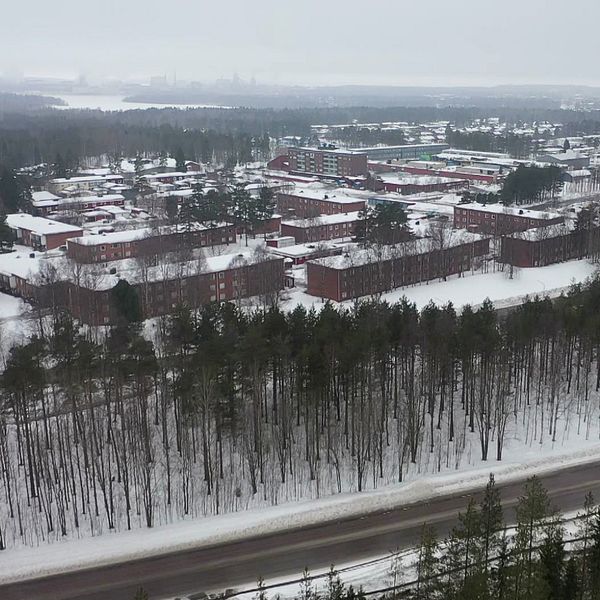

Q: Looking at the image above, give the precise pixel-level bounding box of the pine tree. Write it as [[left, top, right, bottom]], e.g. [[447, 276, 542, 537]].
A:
[[563, 557, 578, 600], [174, 147, 186, 171], [514, 476, 551, 600], [327, 565, 345, 600], [299, 567, 317, 600], [416, 523, 439, 600], [133, 587, 148, 600], [588, 512, 600, 600], [539, 519, 566, 600], [111, 279, 142, 324], [480, 474, 504, 571]]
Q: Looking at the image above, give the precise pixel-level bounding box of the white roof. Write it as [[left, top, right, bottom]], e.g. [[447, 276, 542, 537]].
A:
[[282, 212, 362, 228], [32, 191, 61, 202], [282, 190, 366, 205], [380, 174, 466, 186], [455, 203, 562, 220], [68, 222, 233, 246], [141, 171, 202, 180], [6, 213, 83, 236], [50, 175, 123, 184], [312, 231, 486, 270]]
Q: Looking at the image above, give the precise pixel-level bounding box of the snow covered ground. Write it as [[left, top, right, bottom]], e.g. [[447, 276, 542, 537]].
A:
[[283, 258, 598, 313], [1, 429, 599, 587]]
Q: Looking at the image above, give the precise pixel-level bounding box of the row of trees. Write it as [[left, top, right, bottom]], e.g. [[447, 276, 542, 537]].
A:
[[3, 101, 600, 169], [501, 166, 564, 205], [2, 272, 600, 551], [167, 184, 276, 242]]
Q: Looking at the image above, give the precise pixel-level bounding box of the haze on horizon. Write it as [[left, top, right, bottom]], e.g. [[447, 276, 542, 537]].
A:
[[2, 0, 599, 88]]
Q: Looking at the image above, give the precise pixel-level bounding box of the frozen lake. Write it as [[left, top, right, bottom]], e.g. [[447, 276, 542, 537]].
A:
[[48, 94, 229, 111]]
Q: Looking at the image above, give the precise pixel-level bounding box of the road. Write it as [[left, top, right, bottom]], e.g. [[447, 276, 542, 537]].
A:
[[2, 462, 600, 600]]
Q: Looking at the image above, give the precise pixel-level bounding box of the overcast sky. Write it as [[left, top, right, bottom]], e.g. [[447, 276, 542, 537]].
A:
[[2, 0, 598, 87]]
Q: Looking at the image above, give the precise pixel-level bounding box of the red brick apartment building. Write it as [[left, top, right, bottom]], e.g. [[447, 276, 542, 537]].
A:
[[500, 224, 600, 267], [2, 252, 285, 326], [379, 175, 468, 195], [288, 148, 368, 177], [6, 214, 83, 250], [453, 204, 563, 235], [67, 223, 236, 263], [277, 191, 366, 218], [307, 234, 490, 302], [280, 212, 361, 244]]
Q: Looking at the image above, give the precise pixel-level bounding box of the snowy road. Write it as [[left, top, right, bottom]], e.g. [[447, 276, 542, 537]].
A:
[[2, 460, 600, 600]]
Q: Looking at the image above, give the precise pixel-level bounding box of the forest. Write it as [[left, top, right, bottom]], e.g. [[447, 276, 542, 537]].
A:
[[2, 101, 600, 168], [1, 272, 600, 552]]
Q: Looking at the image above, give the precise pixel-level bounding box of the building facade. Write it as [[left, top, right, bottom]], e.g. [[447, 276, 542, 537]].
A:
[[453, 204, 563, 235], [287, 148, 368, 177], [6, 214, 83, 250], [276, 192, 366, 218], [280, 212, 360, 243], [351, 143, 450, 162], [48, 175, 124, 194], [67, 223, 237, 263], [500, 225, 600, 267], [5, 254, 285, 326], [306, 236, 490, 302]]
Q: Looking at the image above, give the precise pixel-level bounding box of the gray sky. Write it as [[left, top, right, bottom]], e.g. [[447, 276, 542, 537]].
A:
[[2, 0, 599, 86]]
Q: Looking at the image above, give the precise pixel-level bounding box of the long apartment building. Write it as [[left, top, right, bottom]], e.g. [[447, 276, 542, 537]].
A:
[[500, 223, 600, 267], [287, 147, 368, 177], [280, 212, 361, 244], [32, 193, 126, 216], [277, 190, 366, 218], [352, 143, 450, 162], [48, 175, 124, 194], [0, 249, 285, 326], [307, 232, 490, 302], [67, 222, 236, 263], [453, 204, 563, 235]]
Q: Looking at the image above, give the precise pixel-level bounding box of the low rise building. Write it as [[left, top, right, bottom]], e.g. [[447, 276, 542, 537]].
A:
[[453, 204, 563, 235], [280, 212, 361, 244], [6, 214, 83, 251], [276, 191, 366, 218], [379, 174, 468, 195], [67, 222, 236, 263], [500, 223, 600, 267], [48, 175, 124, 194], [0, 249, 285, 325], [306, 232, 490, 301], [32, 194, 126, 216], [350, 143, 450, 162]]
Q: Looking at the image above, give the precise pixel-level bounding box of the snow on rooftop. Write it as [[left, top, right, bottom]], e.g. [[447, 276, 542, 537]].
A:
[[68, 222, 234, 246], [456, 203, 562, 220], [31, 191, 61, 202], [281, 211, 362, 228], [6, 214, 83, 236], [50, 175, 122, 184], [312, 230, 486, 270]]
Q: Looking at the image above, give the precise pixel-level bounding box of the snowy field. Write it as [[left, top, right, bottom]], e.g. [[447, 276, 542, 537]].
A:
[[283, 258, 599, 312]]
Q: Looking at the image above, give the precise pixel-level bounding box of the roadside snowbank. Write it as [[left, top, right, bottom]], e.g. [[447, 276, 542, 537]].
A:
[[1, 442, 599, 585]]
